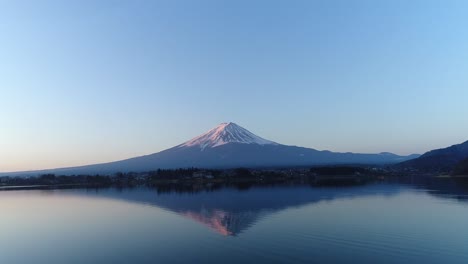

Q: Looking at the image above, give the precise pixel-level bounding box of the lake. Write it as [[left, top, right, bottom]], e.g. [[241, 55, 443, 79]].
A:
[[1, 178, 468, 263]]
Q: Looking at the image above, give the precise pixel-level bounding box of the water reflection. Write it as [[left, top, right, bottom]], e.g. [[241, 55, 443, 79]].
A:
[[5, 178, 468, 237], [390, 176, 468, 202], [60, 178, 468, 236], [2, 179, 468, 264], [56, 183, 406, 236]]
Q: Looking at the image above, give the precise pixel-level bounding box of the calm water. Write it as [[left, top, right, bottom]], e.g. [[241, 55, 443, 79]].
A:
[[1, 179, 468, 263]]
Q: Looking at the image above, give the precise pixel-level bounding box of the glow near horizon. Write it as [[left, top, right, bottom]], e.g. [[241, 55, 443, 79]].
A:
[[1, 0, 468, 172]]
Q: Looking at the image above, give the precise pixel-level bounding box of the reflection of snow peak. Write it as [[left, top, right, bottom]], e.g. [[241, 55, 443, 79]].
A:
[[183, 210, 233, 236], [178, 122, 278, 150], [182, 209, 264, 236]]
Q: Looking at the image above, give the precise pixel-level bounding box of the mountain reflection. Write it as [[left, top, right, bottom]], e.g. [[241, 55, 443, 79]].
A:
[[66, 183, 403, 236], [57, 179, 468, 236], [182, 209, 262, 236], [395, 176, 468, 202]]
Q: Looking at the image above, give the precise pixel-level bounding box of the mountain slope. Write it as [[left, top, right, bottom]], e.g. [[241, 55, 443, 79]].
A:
[[452, 158, 468, 176], [399, 141, 468, 173], [2, 122, 419, 176]]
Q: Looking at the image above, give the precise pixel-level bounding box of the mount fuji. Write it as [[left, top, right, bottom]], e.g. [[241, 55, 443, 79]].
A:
[[177, 122, 278, 149], [5, 122, 419, 176]]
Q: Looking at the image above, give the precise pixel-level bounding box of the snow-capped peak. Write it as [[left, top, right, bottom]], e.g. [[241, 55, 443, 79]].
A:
[[178, 122, 278, 150]]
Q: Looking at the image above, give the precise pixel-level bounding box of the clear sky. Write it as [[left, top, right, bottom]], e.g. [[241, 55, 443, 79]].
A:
[[1, 0, 468, 172]]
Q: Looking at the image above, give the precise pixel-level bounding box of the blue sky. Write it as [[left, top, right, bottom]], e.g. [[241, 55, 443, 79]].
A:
[[1, 0, 468, 171]]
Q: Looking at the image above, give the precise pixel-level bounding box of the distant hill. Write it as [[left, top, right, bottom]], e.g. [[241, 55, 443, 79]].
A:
[[2, 122, 419, 176], [399, 141, 468, 173]]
